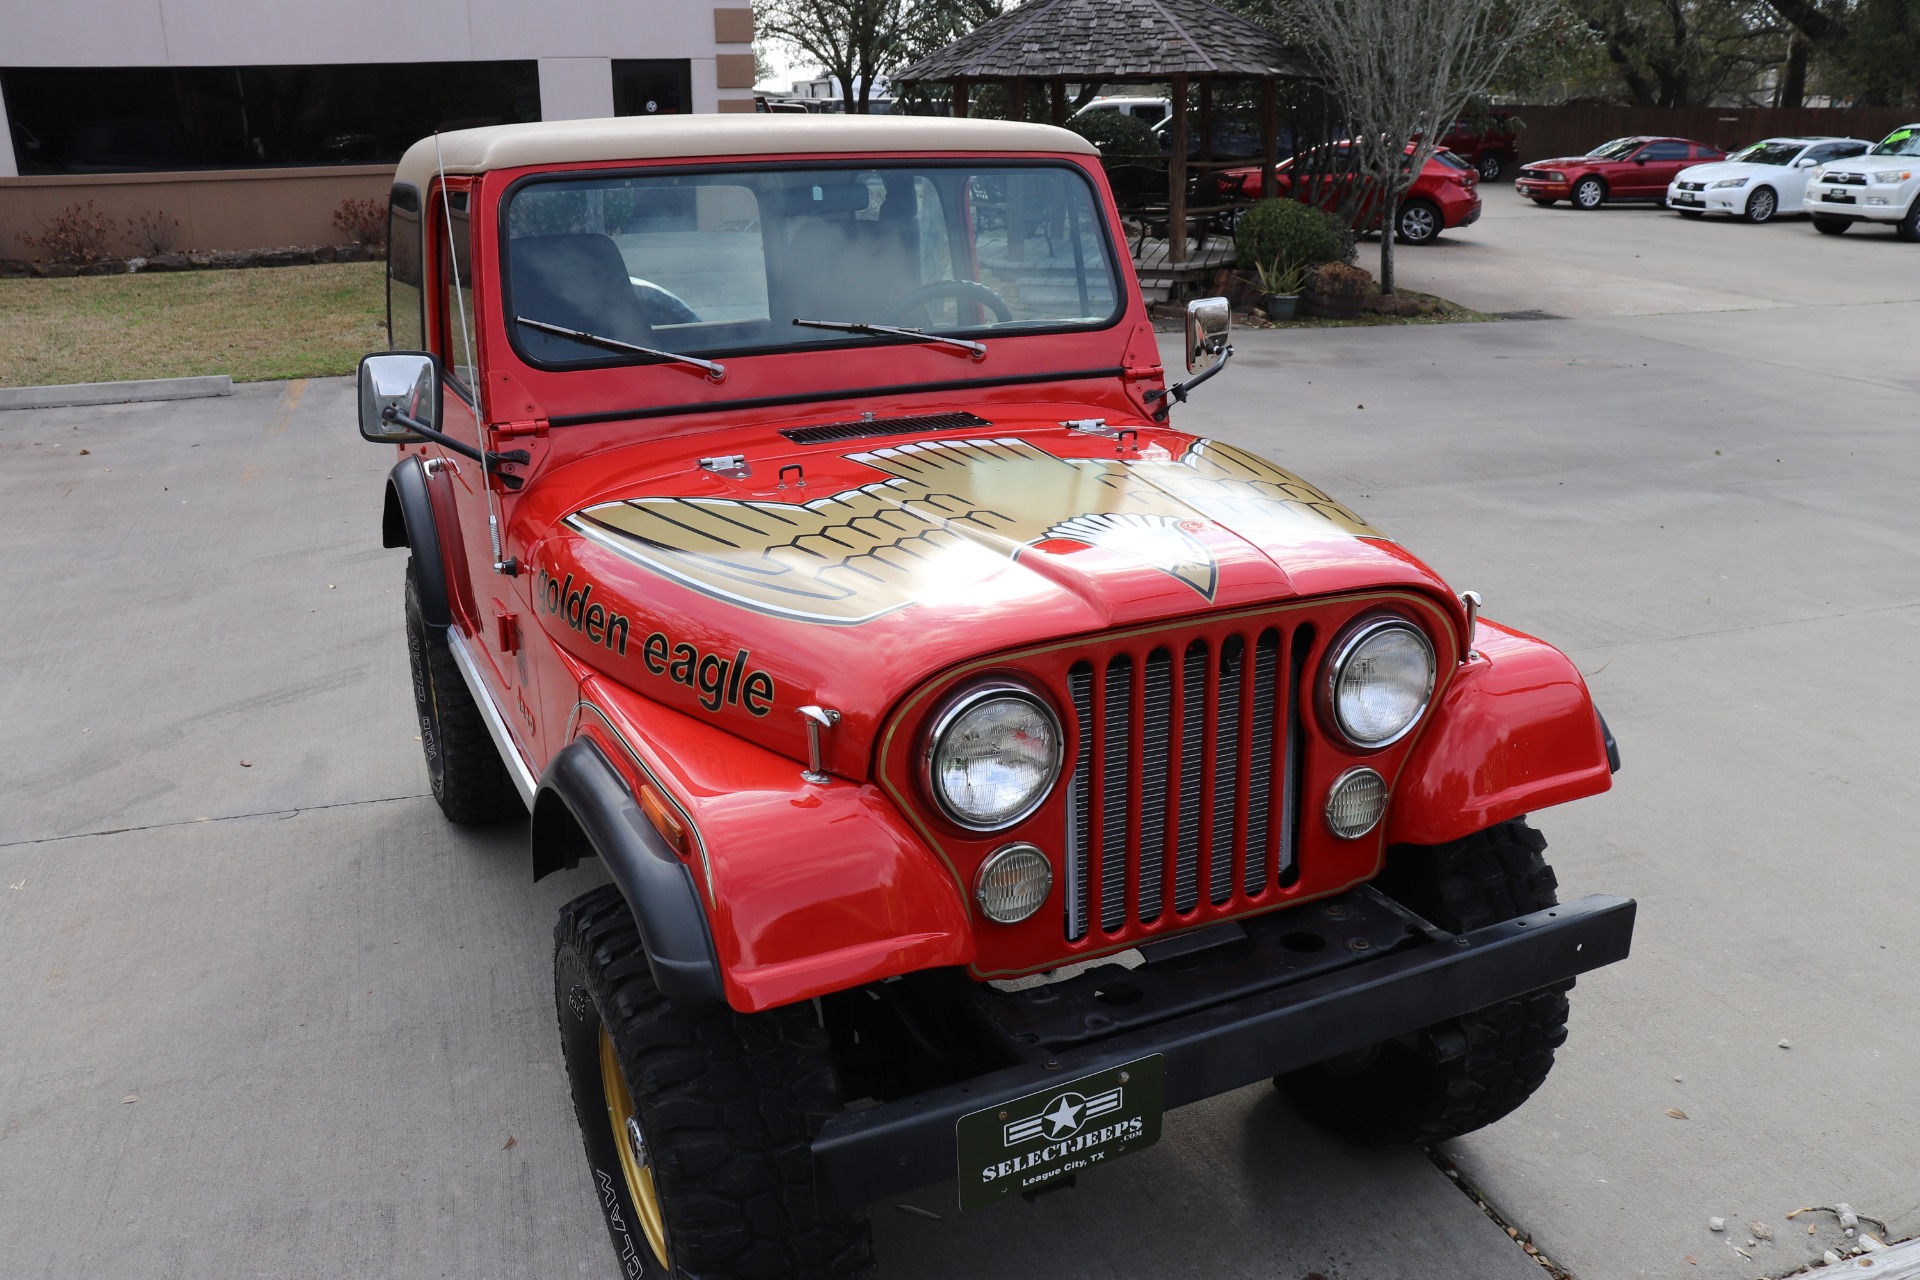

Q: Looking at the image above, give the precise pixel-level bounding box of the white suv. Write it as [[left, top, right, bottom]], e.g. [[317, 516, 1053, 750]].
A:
[[1805, 124, 1920, 240]]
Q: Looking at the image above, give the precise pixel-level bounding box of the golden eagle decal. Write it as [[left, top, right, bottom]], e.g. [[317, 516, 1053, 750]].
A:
[[565, 437, 1382, 625]]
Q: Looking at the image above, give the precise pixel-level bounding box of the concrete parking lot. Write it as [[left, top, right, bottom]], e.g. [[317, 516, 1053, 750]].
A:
[[2, 186, 1916, 1280]]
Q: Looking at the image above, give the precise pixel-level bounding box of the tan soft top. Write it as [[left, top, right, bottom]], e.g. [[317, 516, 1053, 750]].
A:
[[393, 115, 1097, 190]]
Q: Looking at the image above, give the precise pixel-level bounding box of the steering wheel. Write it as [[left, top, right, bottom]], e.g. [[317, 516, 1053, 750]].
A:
[[878, 279, 1013, 326]]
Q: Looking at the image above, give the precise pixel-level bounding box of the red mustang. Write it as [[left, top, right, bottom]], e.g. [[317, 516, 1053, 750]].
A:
[[1516, 136, 1726, 209], [1219, 143, 1482, 244]]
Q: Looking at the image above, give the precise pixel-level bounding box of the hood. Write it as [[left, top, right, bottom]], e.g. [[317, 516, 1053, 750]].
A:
[[1826, 153, 1917, 174], [1674, 160, 1786, 183], [522, 411, 1456, 777], [1522, 157, 1593, 171]]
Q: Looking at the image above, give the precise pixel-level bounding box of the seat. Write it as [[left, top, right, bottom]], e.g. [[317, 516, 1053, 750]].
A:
[[507, 233, 655, 361], [779, 219, 919, 322]]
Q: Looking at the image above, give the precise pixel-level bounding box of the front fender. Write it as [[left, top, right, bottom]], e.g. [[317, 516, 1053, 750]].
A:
[[382, 456, 450, 628], [1386, 619, 1612, 846], [569, 674, 974, 1013]]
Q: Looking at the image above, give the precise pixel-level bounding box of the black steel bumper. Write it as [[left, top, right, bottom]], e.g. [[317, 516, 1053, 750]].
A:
[[810, 888, 1635, 1212]]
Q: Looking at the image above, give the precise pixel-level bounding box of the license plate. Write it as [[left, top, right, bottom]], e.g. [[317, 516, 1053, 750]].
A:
[[1825, 191, 1855, 203], [955, 1055, 1165, 1210], [1674, 194, 1697, 203]]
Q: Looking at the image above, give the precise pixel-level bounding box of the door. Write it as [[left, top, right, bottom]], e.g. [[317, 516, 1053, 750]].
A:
[[427, 181, 548, 773], [1631, 140, 1693, 196]]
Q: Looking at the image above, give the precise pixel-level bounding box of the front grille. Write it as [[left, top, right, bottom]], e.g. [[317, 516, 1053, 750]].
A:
[[1677, 181, 1705, 191], [1826, 172, 1869, 186], [1064, 626, 1308, 941]]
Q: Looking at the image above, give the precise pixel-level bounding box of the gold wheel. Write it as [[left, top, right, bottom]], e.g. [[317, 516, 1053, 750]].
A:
[[600, 1025, 669, 1270]]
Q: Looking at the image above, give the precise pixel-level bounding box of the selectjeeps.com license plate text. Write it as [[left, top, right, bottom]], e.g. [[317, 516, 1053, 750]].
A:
[[954, 1055, 1165, 1210]]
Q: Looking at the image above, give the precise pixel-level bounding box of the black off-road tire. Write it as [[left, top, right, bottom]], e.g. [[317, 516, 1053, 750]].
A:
[[403, 558, 523, 824], [555, 885, 874, 1280], [1274, 818, 1571, 1147], [1812, 215, 1850, 235]]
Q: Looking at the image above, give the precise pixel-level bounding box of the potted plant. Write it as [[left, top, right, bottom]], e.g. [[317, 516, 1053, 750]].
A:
[[1302, 261, 1374, 320], [1253, 259, 1304, 321]]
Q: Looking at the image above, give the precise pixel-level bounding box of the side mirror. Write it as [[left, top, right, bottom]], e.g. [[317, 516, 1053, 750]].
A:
[[358, 351, 439, 444], [1795, 156, 1817, 168], [1185, 296, 1232, 373]]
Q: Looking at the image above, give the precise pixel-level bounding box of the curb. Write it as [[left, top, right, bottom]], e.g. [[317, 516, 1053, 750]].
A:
[[0, 374, 234, 412]]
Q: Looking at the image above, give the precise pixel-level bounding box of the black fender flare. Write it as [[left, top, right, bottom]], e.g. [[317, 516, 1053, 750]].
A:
[[382, 455, 450, 628], [531, 736, 725, 1005]]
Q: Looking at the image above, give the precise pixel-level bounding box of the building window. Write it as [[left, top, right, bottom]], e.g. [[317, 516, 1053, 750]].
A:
[[612, 61, 692, 117], [0, 62, 541, 174]]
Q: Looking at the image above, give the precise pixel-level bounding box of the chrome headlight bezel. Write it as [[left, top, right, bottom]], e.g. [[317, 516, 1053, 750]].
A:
[[922, 681, 1065, 832], [1320, 616, 1438, 751]]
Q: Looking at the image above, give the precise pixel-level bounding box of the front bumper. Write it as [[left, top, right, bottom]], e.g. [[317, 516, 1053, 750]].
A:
[[1805, 184, 1912, 222], [810, 884, 1635, 1211], [1516, 176, 1569, 199], [1668, 185, 1746, 214]]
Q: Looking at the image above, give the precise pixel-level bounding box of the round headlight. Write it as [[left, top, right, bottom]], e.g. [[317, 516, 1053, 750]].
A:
[[1326, 618, 1436, 748], [974, 843, 1053, 923], [926, 685, 1062, 830]]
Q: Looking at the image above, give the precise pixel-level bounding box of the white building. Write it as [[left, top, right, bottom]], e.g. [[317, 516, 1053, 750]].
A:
[[0, 0, 757, 253]]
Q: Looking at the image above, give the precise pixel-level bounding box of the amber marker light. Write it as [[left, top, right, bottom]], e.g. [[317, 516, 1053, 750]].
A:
[[637, 783, 690, 854]]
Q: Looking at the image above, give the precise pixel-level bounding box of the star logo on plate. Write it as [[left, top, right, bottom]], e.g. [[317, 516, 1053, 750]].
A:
[[1002, 1085, 1126, 1146]]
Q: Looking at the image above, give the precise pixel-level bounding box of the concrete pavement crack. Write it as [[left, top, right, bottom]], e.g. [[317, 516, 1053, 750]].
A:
[[0, 792, 433, 850]]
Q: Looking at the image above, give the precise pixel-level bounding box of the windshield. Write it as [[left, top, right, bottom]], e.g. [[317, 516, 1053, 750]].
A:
[[503, 162, 1122, 367], [1871, 126, 1920, 156], [1586, 138, 1643, 160], [1727, 140, 1801, 165]]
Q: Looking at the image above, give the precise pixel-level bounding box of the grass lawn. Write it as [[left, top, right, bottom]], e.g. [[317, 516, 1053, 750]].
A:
[[0, 262, 386, 388]]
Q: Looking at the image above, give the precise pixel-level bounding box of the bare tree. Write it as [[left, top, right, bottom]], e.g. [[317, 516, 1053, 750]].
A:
[[755, 0, 910, 114], [755, 0, 1003, 114], [1288, 0, 1564, 293]]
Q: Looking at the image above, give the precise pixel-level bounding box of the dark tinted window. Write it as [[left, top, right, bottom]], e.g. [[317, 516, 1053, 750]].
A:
[[613, 61, 691, 116], [1638, 141, 1692, 161], [0, 62, 539, 173]]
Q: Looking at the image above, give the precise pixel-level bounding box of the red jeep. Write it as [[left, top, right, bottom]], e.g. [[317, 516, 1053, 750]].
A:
[[358, 115, 1632, 1279]]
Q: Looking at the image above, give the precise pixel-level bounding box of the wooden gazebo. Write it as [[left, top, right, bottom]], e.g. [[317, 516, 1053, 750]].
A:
[[893, 0, 1318, 267]]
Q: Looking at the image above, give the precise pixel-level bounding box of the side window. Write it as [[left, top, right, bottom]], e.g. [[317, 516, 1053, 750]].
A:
[[1640, 141, 1690, 161], [1828, 142, 1868, 160], [436, 190, 477, 390], [387, 183, 423, 351]]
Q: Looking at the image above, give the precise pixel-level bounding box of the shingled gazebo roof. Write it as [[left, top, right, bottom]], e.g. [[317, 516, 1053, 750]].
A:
[[893, 0, 1317, 83]]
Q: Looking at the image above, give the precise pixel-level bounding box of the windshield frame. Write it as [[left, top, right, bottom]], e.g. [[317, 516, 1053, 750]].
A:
[[494, 157, 1128, 376]]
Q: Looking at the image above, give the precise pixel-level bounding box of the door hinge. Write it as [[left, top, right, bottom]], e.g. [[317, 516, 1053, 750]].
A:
[[494, 608, 520, 653], [492, 418, 550, 440]]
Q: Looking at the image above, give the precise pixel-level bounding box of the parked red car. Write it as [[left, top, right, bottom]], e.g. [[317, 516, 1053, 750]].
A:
[[1438, 110, 1520, 182], [1218, 143, 1482, 244], [1516, 136, 1726, 209]]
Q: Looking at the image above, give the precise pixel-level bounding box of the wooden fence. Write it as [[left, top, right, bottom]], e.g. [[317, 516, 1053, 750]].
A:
[[1507, 105, 1917, 163]]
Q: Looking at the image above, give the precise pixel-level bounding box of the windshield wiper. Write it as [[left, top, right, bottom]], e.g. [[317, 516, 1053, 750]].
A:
[[515, 316, 725, 383], [791, 318, 986, 361]]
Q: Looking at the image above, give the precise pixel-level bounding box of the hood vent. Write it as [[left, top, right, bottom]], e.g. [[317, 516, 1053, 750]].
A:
[[781, 410, 992, 446]]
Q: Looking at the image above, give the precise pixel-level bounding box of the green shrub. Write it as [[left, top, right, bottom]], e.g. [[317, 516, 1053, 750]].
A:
[[1233, 198, 1353, 273], [1065, 111, 1159, 159]]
